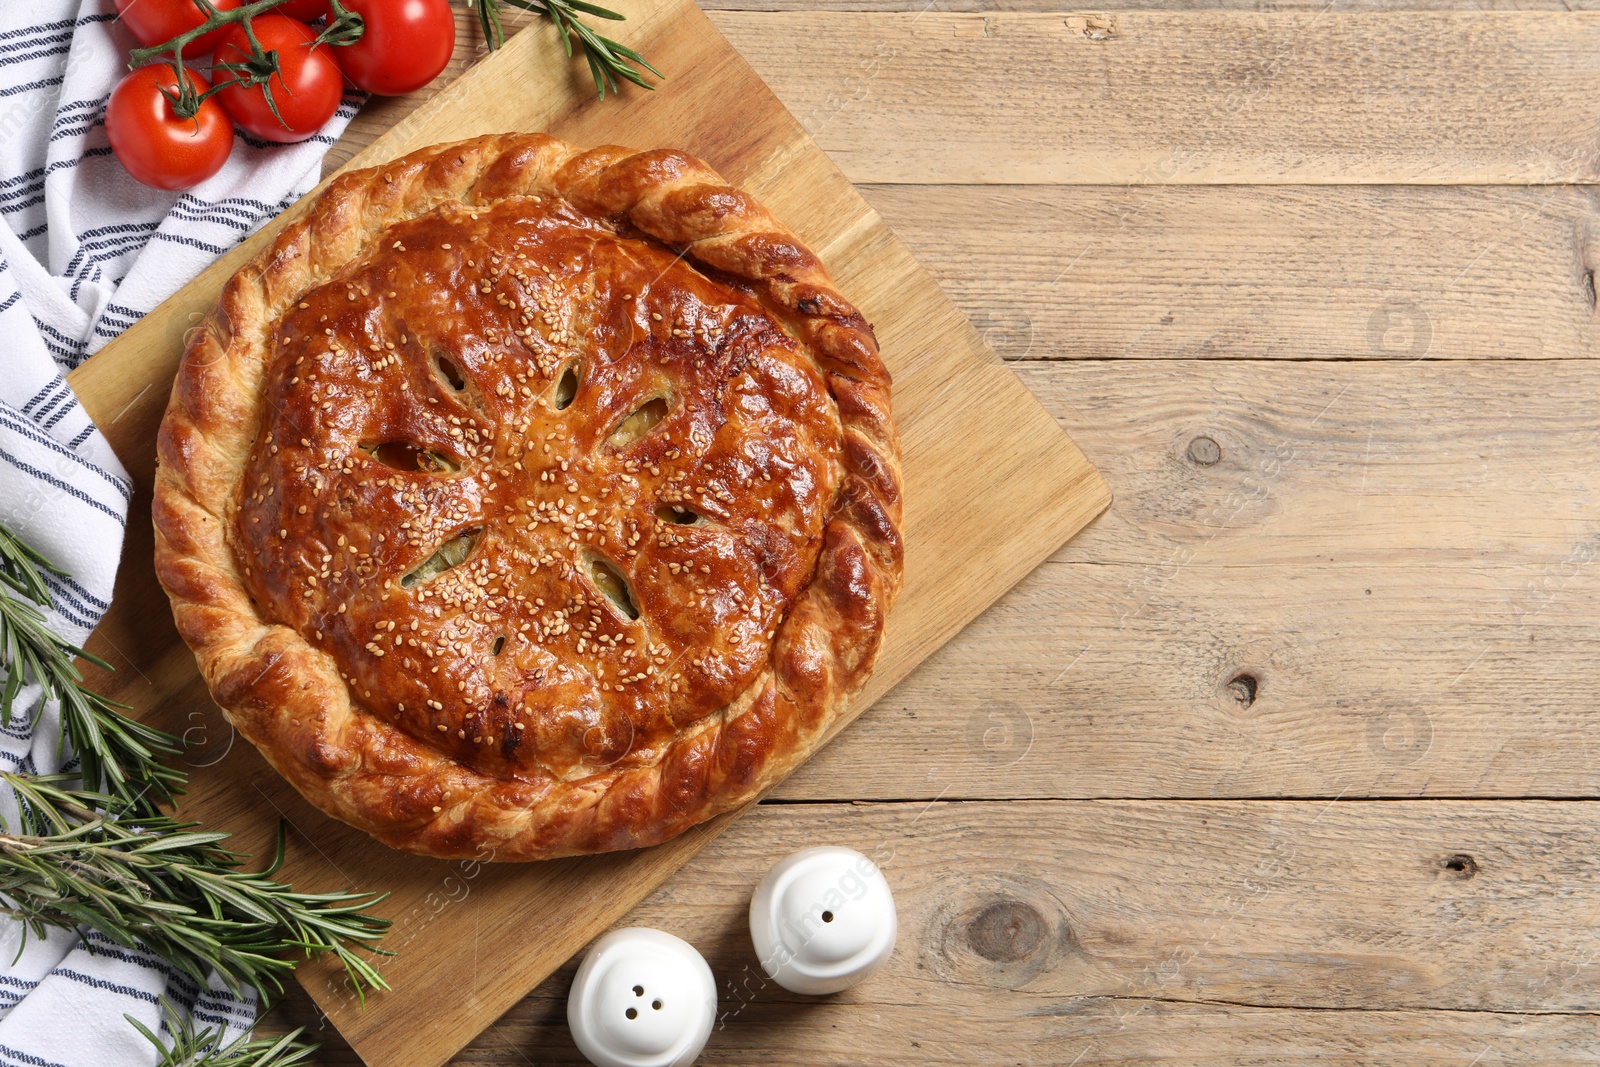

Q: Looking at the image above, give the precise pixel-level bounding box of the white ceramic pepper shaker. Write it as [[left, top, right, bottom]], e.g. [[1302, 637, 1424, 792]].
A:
[[567, 928, 717, 1067], [749, 846, 897, 995]]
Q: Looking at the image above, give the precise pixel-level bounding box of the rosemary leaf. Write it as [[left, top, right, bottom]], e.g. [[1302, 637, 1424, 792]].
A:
[[0, 775, 391, 1004], [478, 0, 659, 98], [0, 521, 393, 1005], [0, 524, 184, 814], [129, 996, 319, 1066]]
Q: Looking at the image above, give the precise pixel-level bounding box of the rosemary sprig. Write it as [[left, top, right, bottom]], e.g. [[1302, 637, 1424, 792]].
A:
[[0, 523, 56, 605], [0, 524, 184, 814], [470, 0, 660, 98], [0, 774, 391, 1004], [0, 520, 393, 1014], [129, 997, 318, 1066]]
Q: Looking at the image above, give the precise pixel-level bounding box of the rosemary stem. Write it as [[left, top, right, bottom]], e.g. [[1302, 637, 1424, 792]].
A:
[[0, 525, 393, 1006]]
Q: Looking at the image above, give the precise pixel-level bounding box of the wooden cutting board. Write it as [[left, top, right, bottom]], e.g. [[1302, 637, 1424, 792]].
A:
[[63, 2, 1109, 1063]]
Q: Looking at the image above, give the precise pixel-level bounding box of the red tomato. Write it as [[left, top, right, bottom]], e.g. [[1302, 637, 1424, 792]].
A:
[[113, 0, 243, 57], [106, 65, 234, 190], [275, 0, 331, 19], [213, 15, 343, 143], [332, 0, 455, 96]]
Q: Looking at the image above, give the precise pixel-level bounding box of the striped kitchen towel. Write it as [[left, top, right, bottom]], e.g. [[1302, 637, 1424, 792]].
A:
[[0, 2, 360, 1064]]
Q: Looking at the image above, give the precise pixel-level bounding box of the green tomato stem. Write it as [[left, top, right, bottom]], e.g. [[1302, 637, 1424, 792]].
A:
[[125, 0, 309, 70]]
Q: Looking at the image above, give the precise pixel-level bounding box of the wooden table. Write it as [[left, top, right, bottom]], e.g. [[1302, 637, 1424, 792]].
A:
[[262, 3, 1600, 1062]]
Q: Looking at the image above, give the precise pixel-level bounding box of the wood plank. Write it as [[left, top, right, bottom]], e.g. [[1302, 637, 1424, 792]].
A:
[[859, 184, 1600, 361], [771, 358, 1600, 800], [320, 14, 1600, 187], [1031, 358, 1600, 568], [259, 799, 1600, 1063], [280, 990, 1600, 1066], [64, 0, 1105, 1063], [456, 1002, 1600, 1065], [711, 12, 1600, 184], [706, 0, 1600, 10], [790, 556, 1600, 801]]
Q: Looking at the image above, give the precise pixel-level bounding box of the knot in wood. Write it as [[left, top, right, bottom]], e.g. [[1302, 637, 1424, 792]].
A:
[[965, 900, 1047, 963], [1226, 672, 1258, 709], [1186, 435, 1222, 466]]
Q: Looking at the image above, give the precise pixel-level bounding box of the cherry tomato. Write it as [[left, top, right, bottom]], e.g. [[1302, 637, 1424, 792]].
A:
[[275, 0, 331, 19], [106, 65, 234, 190], [213, 15, 343, 143], [331, 0, 455, 97], [113, 0, 244, 57]]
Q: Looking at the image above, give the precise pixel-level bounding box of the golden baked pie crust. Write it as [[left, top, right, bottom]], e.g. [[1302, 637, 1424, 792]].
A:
[[152, 134, 903, 861]]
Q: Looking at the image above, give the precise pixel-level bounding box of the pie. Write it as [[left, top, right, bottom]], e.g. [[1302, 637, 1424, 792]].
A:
[[151, 134, 903, 861]]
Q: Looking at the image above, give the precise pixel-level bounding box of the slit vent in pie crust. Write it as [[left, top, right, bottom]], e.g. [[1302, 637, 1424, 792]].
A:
[[152, 134, 903, 861]]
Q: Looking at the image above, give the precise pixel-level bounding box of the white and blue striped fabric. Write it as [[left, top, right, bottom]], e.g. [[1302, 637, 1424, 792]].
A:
[[0, 2, 358, 1063]]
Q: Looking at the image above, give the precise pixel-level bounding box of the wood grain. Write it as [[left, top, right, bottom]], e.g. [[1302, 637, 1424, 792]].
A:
[[1034, 358, 1600, 568], [712, 12, 1600, 184], [777, 358, 1600, 800], [324, 13, 1600, 189], [259, 799, 1600, 1063], [792, 555, 1600, 801], [286, 993, 1600, 1066], [64, 2, 1105, 1064], [707, 0, 1600, 10], [455, 1001, 1600, 1066], [861, 184, 1600, 361]]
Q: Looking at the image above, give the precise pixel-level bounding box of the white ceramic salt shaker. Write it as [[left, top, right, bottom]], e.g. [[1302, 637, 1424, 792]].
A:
[[567, 928, 717, 1067], [749, 846, 897, 995]]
